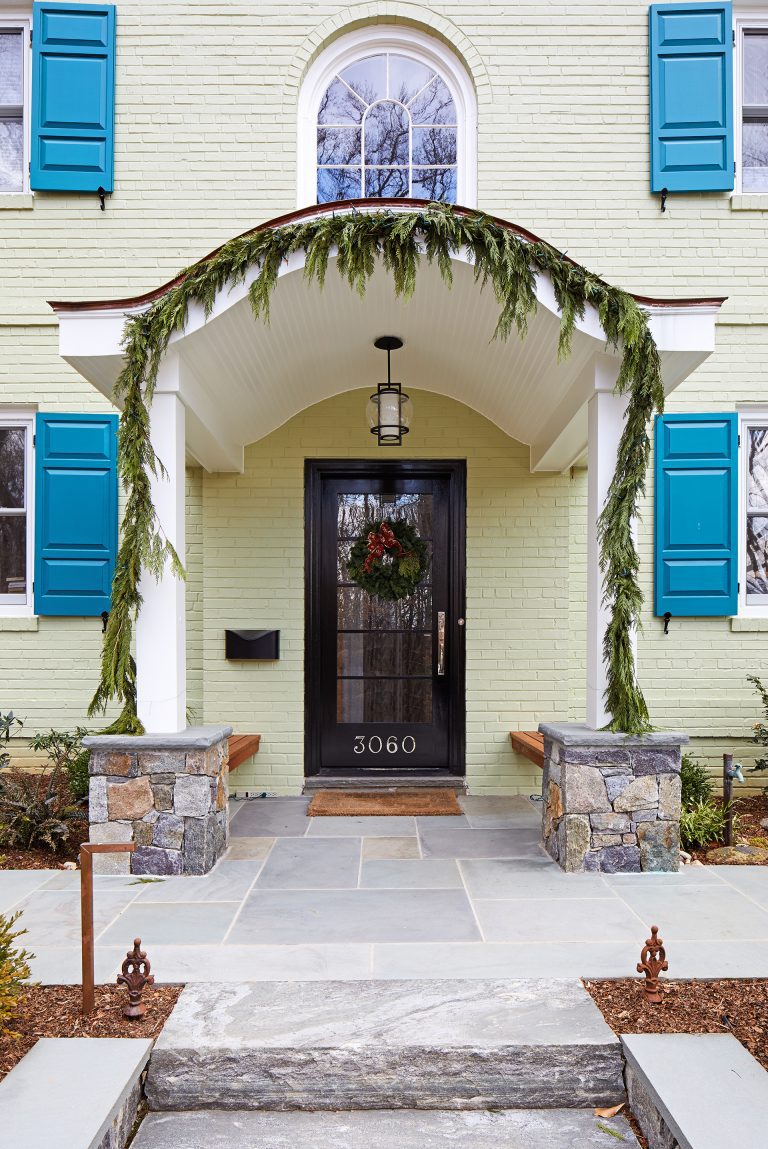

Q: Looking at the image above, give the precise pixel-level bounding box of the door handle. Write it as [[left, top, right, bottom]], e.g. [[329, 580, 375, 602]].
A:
[[437, 611, 446, 676]]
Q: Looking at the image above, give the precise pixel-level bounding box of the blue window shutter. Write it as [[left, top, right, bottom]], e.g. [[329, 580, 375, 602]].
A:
[[655, 412, 738, 617], [649, 2, 733, 193], [34, 413, 118, 616], [30, 2, 116, 193]]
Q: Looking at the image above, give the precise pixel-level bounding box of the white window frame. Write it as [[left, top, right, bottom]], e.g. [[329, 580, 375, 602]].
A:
[[0, 409, 35, 616], [0, 11, 32, 196], [297, 26, 477, 209], [738, 407, 768, 617]]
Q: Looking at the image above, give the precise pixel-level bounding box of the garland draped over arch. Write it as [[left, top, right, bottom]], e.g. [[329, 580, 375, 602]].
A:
[[88, 203, 663, 735]]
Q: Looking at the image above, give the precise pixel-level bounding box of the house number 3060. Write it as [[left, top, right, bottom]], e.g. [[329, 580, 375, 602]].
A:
[[353, 735, 416, 754]]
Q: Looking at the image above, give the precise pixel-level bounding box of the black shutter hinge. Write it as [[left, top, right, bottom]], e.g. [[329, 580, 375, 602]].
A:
[[101, 610, 109, 633], [29, 28, 32, 45], [663, 611, 672, 635], [660, 187, 668, 213], [97, 186, 106, 211], [733, 29, 736, 46]]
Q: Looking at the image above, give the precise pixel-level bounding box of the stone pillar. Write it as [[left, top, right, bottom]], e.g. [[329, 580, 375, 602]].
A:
[[83, 726, 232, 875], [539, 723, 686, 873]]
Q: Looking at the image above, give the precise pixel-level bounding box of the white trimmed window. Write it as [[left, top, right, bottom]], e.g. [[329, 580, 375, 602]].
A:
[[0, 14, 30, 194], [0, 412, 34, 612], [740, 410, 768, 614], [735, 15, 768, 192], [297, 27, 476, 208]]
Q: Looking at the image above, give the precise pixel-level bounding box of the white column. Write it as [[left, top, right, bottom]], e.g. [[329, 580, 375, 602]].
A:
[[136, 372, 187, 733], [586, 366, 630, 730]]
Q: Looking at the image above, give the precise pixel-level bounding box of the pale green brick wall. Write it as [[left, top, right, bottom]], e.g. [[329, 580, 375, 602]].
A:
[[202, 388, 576, 795], [1, 0, 767, 787]]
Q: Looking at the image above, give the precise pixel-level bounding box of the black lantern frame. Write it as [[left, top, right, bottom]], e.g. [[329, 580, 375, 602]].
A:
[[369, 336, 411, 446]]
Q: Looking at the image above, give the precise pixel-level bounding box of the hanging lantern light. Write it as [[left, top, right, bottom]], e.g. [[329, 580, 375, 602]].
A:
[[366, 336, 413, 446]]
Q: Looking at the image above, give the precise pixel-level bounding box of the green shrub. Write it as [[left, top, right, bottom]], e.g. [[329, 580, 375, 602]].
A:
[[747, 674, 768, 774], [680, 754, 713, 809], [0, 712, 23, 770], [680, 799, 736, 850], [0, 911, 32, 1035], [29, 727, 90, 802], [0, 767, 83, 853]]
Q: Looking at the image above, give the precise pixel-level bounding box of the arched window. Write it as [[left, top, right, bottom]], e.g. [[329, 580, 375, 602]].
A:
[[298, 28, 476, 207]]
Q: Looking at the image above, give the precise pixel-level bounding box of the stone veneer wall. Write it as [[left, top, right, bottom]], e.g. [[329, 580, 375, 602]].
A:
[[539, 723, 686, 873], [83, 726, 232, 875]]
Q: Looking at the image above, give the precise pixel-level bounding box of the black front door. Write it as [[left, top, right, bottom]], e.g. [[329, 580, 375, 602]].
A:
[[306, 460, 466, 775]]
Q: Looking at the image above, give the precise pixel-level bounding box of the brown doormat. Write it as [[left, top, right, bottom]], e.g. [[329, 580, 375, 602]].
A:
[[308, 789, 463, 816]]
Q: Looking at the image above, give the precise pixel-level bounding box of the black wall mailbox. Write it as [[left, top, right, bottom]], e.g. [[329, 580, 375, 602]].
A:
[[225, 629, 280, 661]]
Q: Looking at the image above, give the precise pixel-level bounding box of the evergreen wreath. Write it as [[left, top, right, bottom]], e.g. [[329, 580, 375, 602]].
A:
[[92, 201, 664, 735], [347, 519, 428, 601]]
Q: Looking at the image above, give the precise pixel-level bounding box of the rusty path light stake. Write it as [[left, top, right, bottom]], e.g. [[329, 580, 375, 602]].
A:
[[118, 938, 155, 1019], [637, 924, 668, 1004], [80, 842, 135, 1016]]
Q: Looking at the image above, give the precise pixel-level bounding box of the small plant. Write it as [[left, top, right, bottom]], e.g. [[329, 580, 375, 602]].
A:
[[747, 674, 768, 774], [680, 754, 714, 808], [0, 712, 23, 770], [0, 767, 83, 854], [680, 798, 737, 850], [0, 910, 33, 1035], [29, 727, 90, 802]]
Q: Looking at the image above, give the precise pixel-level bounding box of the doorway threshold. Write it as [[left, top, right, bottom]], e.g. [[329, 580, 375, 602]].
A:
[[303, 771, 466, 793]]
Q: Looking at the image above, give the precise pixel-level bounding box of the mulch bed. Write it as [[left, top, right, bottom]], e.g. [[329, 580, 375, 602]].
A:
[[584, 977, 768, 1073], [0, 983, 182, 1081], [0, 767, 89, 869]]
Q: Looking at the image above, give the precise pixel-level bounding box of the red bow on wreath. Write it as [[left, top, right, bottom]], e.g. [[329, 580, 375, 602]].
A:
[[363, 521, 406, 573]]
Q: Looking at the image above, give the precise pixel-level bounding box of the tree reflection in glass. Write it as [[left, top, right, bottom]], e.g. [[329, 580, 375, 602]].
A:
[[316, 52, 458, 204]]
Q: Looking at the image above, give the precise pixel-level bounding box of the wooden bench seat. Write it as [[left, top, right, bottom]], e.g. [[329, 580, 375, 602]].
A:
[[228, 734, 261, 771], [509, 730, 544, 769]]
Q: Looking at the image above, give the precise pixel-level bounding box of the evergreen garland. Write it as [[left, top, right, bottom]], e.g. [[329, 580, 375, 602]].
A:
[[92, 202, 663, 734]]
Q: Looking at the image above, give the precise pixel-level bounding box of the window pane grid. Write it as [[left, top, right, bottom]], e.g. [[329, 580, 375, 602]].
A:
[[317, 50, 458, 205], [0, 421, 28, 601]]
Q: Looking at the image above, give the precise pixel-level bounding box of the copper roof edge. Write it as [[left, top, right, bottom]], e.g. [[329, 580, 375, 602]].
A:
[[47, 198, 728, 314]]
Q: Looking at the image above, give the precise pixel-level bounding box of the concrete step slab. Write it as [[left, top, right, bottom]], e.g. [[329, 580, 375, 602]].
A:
[[623, 1032, 768, 1149], [0, 1037, 152, 1149], [145, 979, 624, 1111], [132, 1108, 641, 1148]]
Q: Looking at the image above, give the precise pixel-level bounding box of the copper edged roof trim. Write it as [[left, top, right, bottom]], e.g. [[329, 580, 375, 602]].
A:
[[48, 198, 727, 314]]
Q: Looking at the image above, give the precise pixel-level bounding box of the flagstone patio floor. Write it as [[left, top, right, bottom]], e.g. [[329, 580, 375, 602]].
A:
[[5, 796, 768, 984]]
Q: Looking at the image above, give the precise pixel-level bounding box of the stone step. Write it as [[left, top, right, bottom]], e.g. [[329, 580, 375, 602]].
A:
[[132, 1108, 641, 1148], [145, 979, 624, 1112], [0, 1037, 152, 1149], [303, 773, 467, 791]]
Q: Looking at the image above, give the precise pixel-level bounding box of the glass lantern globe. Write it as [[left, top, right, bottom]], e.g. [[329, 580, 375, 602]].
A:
[[367, 385, 413, 445]]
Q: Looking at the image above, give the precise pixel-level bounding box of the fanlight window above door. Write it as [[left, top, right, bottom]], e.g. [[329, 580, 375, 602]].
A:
[[316, 51, 458, 204]]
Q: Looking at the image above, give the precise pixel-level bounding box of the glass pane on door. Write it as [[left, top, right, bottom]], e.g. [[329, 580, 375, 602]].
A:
[[336, 491, 433, 724]]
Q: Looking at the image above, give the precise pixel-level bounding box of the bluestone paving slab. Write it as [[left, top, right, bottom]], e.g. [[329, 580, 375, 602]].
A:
[[414, 814, 471, 829], [459, 859, 609, 900], [222, 836, 275, 860], [132, 1108, 640, 1148], [371, 942, 642, 980], [12, 890, 138, 948], [665, 940, 768, 978], [227, 888, 481, 944], [623, 1033, 768, 1149], [459, 796, 540, 815], [418, 826, 547, 859], [26, 945, 126, 984], [360, 859, 462, 889], [143, 943, 373, 982], [0, 869, 59, 910], [610, 883, 768, 940], [474, 897, 644, 944], [145, 979, 624, 1110], [133, 860, 261, 902], [256, 837, 361, 889], [40, 871, 142, 891], [307, 815, 417, 837], [229, 798, 310, 837], [712, 865, 768, 907], [362, 835, 421, 859], [98, 899, 238, 945], [0, 1037, 152, 1149]]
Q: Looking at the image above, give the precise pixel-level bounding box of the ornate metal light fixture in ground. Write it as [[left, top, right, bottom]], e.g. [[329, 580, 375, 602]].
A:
[[366, 336, 413, 446], [637, 924, 668, 1004], [117, 937, 155, 1019]]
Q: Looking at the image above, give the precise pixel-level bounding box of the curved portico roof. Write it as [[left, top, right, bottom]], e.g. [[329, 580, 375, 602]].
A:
[[50, 200, 725, 472]]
